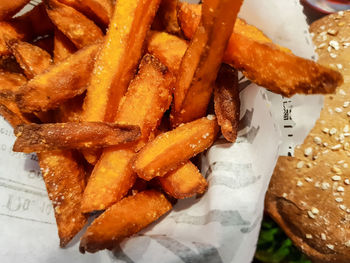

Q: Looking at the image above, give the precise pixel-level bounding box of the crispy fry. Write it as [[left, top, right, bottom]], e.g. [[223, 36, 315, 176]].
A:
[[16, 42, 101, 113], [13, 122, 141, 153], [82, 0, 161, 122], [0, 70, 26, 92], [133, 116, 219, 181], [178, 2, 343, 97], [7, 39, 53, 79], [53, 28, 76, 63], [159, 161, 207, 199], [32, 35, 54, 55], [81, 148, 136, 213], [38, 150, 87, 247], [80, 190, 172, 253], [0, 4, 54, 55], [171, 0, 243, 126], [146, 31, 188, 73], [0, 103, 29, 127], [0, 0, 30, 20], [214, 64, 240, 143], [58, 0, 113, 28], [45, 0, 104, 49], [153, 0, 181, 35], [81, 54, 173, 213]]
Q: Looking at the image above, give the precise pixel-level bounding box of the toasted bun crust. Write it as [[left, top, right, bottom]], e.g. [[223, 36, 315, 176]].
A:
[[265, 10, 350, 263]]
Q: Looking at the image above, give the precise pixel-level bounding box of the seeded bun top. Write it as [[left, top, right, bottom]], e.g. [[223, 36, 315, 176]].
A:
[[265, 10, 350, 263]]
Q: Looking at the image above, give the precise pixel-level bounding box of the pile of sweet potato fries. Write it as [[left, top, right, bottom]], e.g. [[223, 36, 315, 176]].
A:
[[0, 0, 343, 253]]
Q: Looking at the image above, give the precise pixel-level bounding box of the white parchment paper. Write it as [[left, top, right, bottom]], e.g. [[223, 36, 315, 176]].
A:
[[0, 0, 321, 262]]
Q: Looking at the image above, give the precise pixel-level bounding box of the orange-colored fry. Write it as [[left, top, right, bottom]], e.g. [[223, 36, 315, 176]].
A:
[[171, 0, 243, 126], [58, 0, 113, 28], [0, 103, 30, 127], [153, 0, 181, 35], [7, 39, 52, 79], [82, 0, 161, 123], [81, 148, 136, 213], [38, 150, 87, 247], [79, 190, 172, 253], [81, 54, 173, 213], [45, 0, 104, 49], [146, 31, 188, 73], [178, 3, 342, 97], [159, 161, 207, 199], [13, 122, 141, 153], [214, 64, 240, 143], [16, 42, 101, 113], [0, 4, 54, 55], [0, 70, 26, 92], [0, 0, 30, 20], [53, 28, 76, 63], [133, 116, 219, 181]]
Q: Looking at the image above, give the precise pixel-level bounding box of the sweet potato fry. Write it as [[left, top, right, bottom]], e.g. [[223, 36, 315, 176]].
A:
[[133, 116, 219, 181], [178, 2, 343, 97], [0, 0, 30, 20], [81, 148, 136, 213], [13, 122, 141, 153], [81, 54, 173, 213], [53, 28, 76, 62], [214, 64, 240, 143], [0, 103, 29, 127], [45, 0, 104, 49], [58, 0, 113, 28], [171, 0, 243, 126], [7, 39, 53, 79], [38, 150, 87, 247], [146, 31, 188, 73], [159, 161, 207, 199], [82, 0, 161, 122], [0, 4, 54, 55], [153, 0, 181, 35], [16, 42, 101, 113], [79, 190, 172, 253], [0, 70, 26, 92]]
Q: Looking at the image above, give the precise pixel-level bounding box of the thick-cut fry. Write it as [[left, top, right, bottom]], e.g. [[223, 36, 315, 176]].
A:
[[0, 4, 54, 55], [82, 0, 161, 123], [0, 103, 30, 127], [45, 0, 104, 49], [178, 2, 343, 97], [79, 190, 172, 253], [0, 0, 30, 20], [16, 42, 101, 113], [146, 31, 188, 73], [133, 116, 219, 181], [58, 0, 113, 28], [159, 161, 207, 199], [0, 70, 26, 92], [214, 64, 240, 143], [7, 39, 52, 79], [153, 0, 181, 35], [171, 0, 243, 126], [53, 29, 76, 62], [38, 150, 87, 247], [81, 148, 136, 213], [81, 54, 173, 213], [13, 122, 141, 153]]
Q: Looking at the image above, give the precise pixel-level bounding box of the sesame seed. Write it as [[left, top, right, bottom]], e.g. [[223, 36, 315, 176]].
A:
[[315, 181, 321, 188], [326, 244, 334, 250], [296, 161, 304, 169], [344, 133, 350, 137], [335, 197, 343, 203], [322, 128, 330, 133], [297, 180, 303, 187], [344, 101, 350, 108], [338, 11, 344, 16], [304, 147, 313, 156], [306, 163, 313, 168], [327, 29, 338, 36], [338, 160, 345, 164], [321, 233, 327, 240], [306, 234, 313, 239], [311, 207, 319, 214], [330, 128, 337, 135], [323, 143, 329, 147], [307, 211, 315, 219], [282, 193, 288, 198], [331, 166, 342, 174], [337, 64, 343, 70], [344, 163, 349, 168], [305, 177, 313, 182], [335, 107, 343, 113], [344, 125, 350, 132], [331, 144, 341, 150], [322, 182, 330, 190], [345, 241, 350, 247], [337, 186, 344, 192], [330, 53, 337, 58], [339, 89, 346, 95], [332, 175, 341, 181], [329, 40, 340, 50], [313, 136, 322, 145], [340, 204, 346, 211], [344, 179, 350, 185]]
